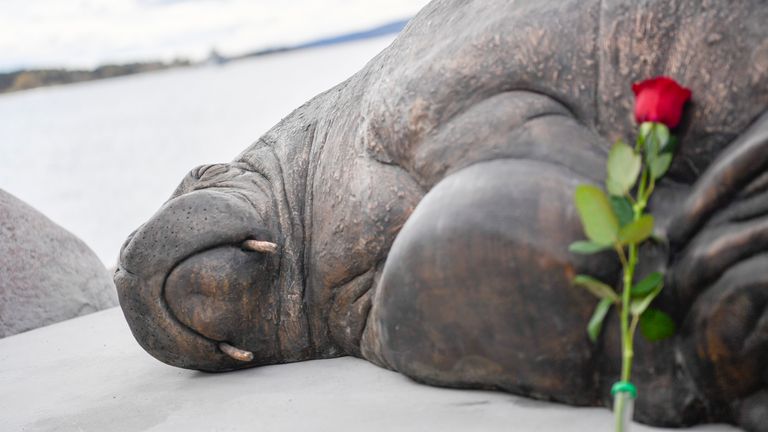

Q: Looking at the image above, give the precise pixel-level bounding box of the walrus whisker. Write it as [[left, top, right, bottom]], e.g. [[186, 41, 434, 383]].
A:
[[219, 342, 254, 362], [241, 240, 277, 254]]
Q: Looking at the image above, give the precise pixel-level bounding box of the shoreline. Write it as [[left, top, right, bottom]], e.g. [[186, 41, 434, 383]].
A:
[[0, 18, 408, 95]]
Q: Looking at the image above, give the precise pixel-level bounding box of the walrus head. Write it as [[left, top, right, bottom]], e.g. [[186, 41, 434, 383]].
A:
[[115, 162, 285, 371]]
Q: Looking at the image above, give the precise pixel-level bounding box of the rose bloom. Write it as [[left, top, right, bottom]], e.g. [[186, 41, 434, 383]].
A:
[[632, 76, 691, 128]]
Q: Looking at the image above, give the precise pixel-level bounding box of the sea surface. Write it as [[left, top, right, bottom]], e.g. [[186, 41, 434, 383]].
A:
[[0, 36, 395, 266]]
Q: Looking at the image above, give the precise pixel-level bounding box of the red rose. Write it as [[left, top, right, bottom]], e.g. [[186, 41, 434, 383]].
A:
[[632, 76, 691, 128]]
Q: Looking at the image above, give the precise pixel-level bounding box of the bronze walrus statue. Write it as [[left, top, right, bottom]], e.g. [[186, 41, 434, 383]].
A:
[[115, 0, 768, 430]]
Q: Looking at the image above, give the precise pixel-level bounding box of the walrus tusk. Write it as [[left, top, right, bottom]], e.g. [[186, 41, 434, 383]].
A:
[[219, 342, 254, 362], [241, 240, 277, 254]]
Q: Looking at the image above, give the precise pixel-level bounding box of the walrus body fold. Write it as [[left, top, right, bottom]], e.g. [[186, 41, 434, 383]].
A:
[[115, 0, 768, 430]]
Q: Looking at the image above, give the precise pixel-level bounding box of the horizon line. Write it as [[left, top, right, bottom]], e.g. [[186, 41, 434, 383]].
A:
[[0, 17, 411, 75]]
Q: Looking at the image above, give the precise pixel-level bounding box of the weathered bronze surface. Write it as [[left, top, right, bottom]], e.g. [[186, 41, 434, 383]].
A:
[[115, 1, 768, 430]]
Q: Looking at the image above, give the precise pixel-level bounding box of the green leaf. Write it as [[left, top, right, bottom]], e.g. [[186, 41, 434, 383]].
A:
[[631, 272, 664, 298], [574, 185, 619, 246], [640, 308, 676, 341], [569, 241, 610, 254], [588, 298, 613, 343], [630, 282, 663, 316], [653, 124, 671, 150], [610, 196, 634, 227], [643, 123, 670, 162], [639, 122, 654, 140], [605, 178, 624, 197], [618, 215, 654, 245], [650, 153, 673, 179], [573, 275, 620, 303], [606, 141, 641, 196]]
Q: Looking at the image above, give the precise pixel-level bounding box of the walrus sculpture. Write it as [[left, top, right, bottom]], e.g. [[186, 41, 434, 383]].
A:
[[115, 0, 768, 430]]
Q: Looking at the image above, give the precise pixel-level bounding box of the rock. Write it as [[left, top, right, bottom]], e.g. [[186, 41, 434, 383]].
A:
[[0, 189, 117, 338]]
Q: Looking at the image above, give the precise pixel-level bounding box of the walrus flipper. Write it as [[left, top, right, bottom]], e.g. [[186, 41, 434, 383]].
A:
[[361, 107, 623, 406], [664, 112, 768, 430]]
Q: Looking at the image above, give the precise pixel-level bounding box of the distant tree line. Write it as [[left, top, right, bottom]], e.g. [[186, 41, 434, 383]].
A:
[[0, 59, 191, 94]]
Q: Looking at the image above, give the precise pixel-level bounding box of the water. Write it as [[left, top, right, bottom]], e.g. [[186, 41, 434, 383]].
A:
[[0, 36, 394, 266]]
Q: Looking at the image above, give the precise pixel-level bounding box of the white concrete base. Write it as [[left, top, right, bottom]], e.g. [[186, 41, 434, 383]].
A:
[[0, 308, 739, 432]]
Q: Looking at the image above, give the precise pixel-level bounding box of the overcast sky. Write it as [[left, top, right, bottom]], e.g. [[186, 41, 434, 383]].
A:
[[0, 0, 431, 72]]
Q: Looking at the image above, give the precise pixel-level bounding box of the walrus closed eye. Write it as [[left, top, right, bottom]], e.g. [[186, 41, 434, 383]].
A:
[[115, 0, 768, 430]]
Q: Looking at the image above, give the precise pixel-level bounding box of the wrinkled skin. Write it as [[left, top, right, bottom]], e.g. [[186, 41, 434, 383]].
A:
[[115, 0, 768, 430]]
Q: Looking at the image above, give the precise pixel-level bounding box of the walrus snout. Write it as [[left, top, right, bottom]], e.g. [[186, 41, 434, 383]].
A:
[[115, 187, 280, 371], [163, 243, 280, 365]]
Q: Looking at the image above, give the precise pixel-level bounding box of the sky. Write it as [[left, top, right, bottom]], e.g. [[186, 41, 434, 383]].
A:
[[0, 0, 431, 72]]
